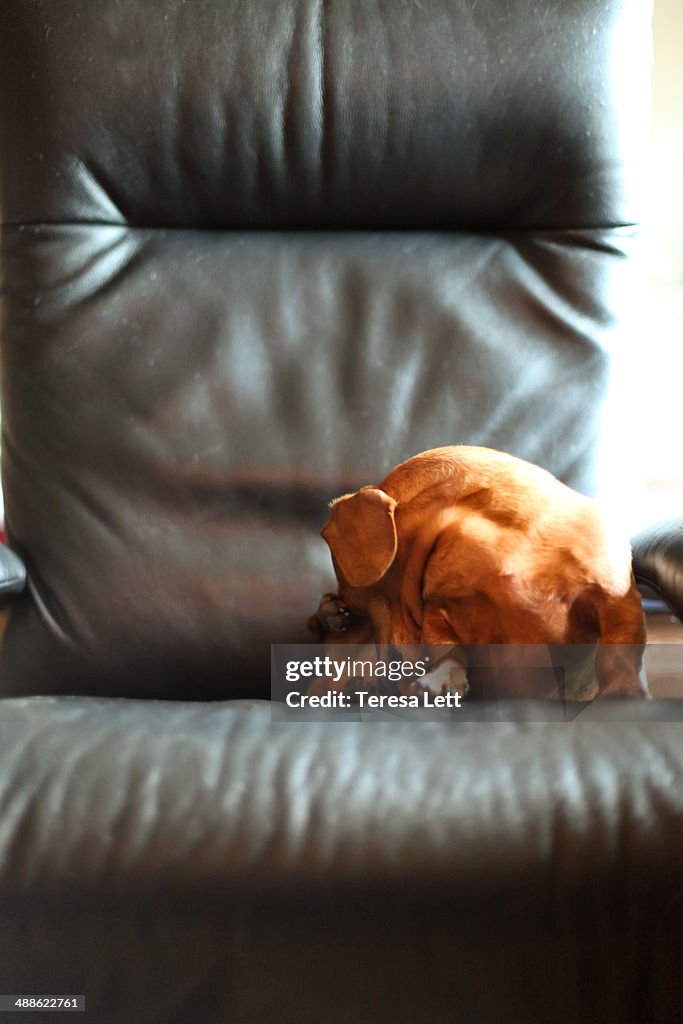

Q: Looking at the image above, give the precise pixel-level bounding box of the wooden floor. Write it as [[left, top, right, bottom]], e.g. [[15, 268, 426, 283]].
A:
[[645, 612, 683, 698]]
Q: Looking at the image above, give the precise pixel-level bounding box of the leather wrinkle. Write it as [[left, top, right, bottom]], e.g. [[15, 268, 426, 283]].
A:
[[317, 0, 328, 204], [69, 154, 127, 225], [2, 701, 683, 894], [1, 224, 146, 318], [0, 218, 643, 234], [0, 0, 652, 231]]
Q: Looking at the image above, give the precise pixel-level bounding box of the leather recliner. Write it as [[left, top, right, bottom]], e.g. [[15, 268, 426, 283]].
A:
[[1, 2, 682, 1022]]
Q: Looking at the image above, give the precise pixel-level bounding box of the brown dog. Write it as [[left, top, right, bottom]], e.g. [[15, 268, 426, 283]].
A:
[[309, 446, 648, 700]]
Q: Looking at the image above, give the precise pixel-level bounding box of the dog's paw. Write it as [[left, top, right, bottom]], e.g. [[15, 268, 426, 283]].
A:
[[308, 593, 354, 635], [410, 658, 469, 699]]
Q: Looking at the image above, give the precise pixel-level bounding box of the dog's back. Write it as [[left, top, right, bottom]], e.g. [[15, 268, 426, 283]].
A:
[[383, 446, 633, 604], [313, 445, 647, 698]]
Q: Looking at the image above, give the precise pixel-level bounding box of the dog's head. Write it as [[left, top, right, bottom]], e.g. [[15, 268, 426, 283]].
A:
[[321, 487, 398, 590]]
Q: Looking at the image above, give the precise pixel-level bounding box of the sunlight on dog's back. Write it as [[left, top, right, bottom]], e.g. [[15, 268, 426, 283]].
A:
[[310, 446, 648, 700]]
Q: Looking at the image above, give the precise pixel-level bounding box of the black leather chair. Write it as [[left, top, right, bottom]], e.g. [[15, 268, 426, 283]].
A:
[[1, 2, 682, 1022]]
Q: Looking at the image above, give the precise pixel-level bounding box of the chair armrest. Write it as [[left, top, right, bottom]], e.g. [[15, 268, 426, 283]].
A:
[[0, 543, 26, 597], [631, 519, 683, 620]]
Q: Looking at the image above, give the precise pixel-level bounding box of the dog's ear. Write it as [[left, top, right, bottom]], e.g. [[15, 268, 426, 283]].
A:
[[321, 487, 398, 587]]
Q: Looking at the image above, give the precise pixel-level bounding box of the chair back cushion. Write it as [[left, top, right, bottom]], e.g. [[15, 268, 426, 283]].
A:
[[0, 0, 651, 697]]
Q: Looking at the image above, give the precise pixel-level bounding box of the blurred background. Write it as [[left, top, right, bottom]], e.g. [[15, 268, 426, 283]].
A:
[[611, 0, 683, 534], [643, 0, 683, 521]]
